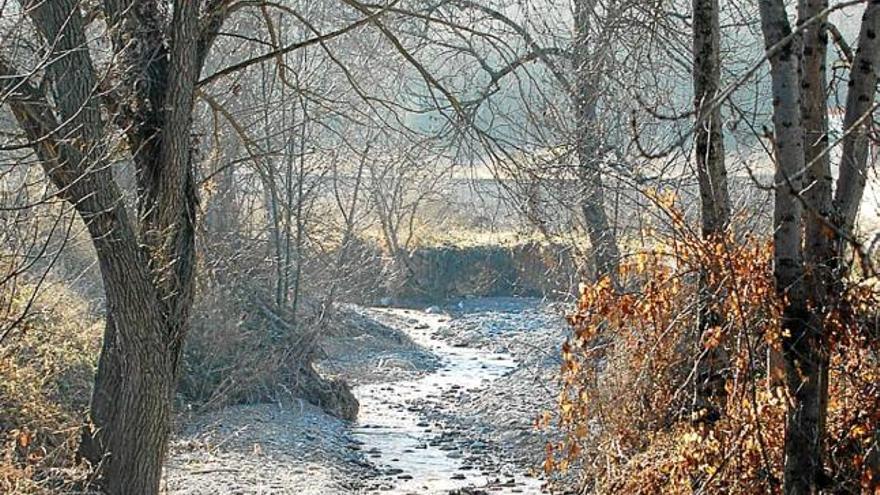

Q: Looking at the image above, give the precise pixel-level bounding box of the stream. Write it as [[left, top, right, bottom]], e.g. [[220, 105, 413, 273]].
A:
[[352, 306, 547, 494], [164, 299, 560, 495]]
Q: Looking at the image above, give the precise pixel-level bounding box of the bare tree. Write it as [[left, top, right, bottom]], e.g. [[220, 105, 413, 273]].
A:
[[0, 0, 228, 491], [760, 1, 880, 491], [371, 0, 657, 283], [572, 0, 623, 284], [692, 0, 731, 414]]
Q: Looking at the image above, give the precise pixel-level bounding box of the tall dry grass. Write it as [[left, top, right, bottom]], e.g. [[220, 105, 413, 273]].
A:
[[1, 283, 101, 493]]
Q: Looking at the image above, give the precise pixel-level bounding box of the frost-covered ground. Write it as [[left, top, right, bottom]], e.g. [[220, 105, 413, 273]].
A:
[[163, 298, 569, 495]]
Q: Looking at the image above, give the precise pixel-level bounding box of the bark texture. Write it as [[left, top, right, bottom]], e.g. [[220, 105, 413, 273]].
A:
[[760, 3, 880, 492], [831, 3, 880, 484], [0, 1, 222, 493], [692, 0, 731, 239], [798, 0, 833, 481], [834, 2, 880, 238]]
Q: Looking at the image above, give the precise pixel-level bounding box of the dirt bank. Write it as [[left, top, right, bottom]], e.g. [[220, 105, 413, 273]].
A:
[[396, 243, 578, 301]]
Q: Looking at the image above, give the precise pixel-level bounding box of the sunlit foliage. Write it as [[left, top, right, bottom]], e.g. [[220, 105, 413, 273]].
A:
[[544, 199, 880, 493]]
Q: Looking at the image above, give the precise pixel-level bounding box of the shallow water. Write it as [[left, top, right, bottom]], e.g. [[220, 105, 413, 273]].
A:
[[352, 306, 546, 494]]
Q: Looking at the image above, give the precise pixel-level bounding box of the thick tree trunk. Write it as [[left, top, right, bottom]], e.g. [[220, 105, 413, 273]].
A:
[[83, 319, 173, 494], [76, 209, 194, 493], [5, 1, 210, 493], [692, 0, 731, 415], [70, 185, 181, 495], [759, 1, 818, 493], [85, 318, 174, 495]]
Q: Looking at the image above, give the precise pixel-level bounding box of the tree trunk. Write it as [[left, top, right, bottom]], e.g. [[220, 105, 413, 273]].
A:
[[759, 1, 819, 492], [573, 0, 620, 285], [693, 0, 731, 239], [798, 0, 833, 480], [72, 184, 179, 495], [4, 0, 213, 493], [578, 160, 620, 284], [692, 0, 731, 415], [831, 4, 880, 485], [833, 2, 880, 238]]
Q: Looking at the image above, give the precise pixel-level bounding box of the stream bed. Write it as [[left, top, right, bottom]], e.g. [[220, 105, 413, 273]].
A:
[[353, 306, 548, 494], [164, 298, 563, 494]]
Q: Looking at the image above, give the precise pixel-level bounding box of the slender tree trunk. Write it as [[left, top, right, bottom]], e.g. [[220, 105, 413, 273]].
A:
[[692, 0, 731, 415], [833, 2, 880, 238], [831, 4, 880, 483], [693, 0, 731, 239], [578, 161, 619, 283], [573, 0, 620, 285], [282, 99, 295, 305], [760, 2, 822, 493], [798, 0, 833, 480], [262, 68, 286, 306], [291, 97, 308, 318]]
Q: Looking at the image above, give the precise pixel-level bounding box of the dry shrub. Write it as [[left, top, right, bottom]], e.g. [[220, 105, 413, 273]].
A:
[[0, 283, 101, 493], [180, 286, 357, 420], [544, 204, 880, 493]]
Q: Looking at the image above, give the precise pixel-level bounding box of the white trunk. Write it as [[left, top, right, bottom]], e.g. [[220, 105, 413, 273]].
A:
[[760, 1, 819, 493], [833, 2, 880, 238]]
